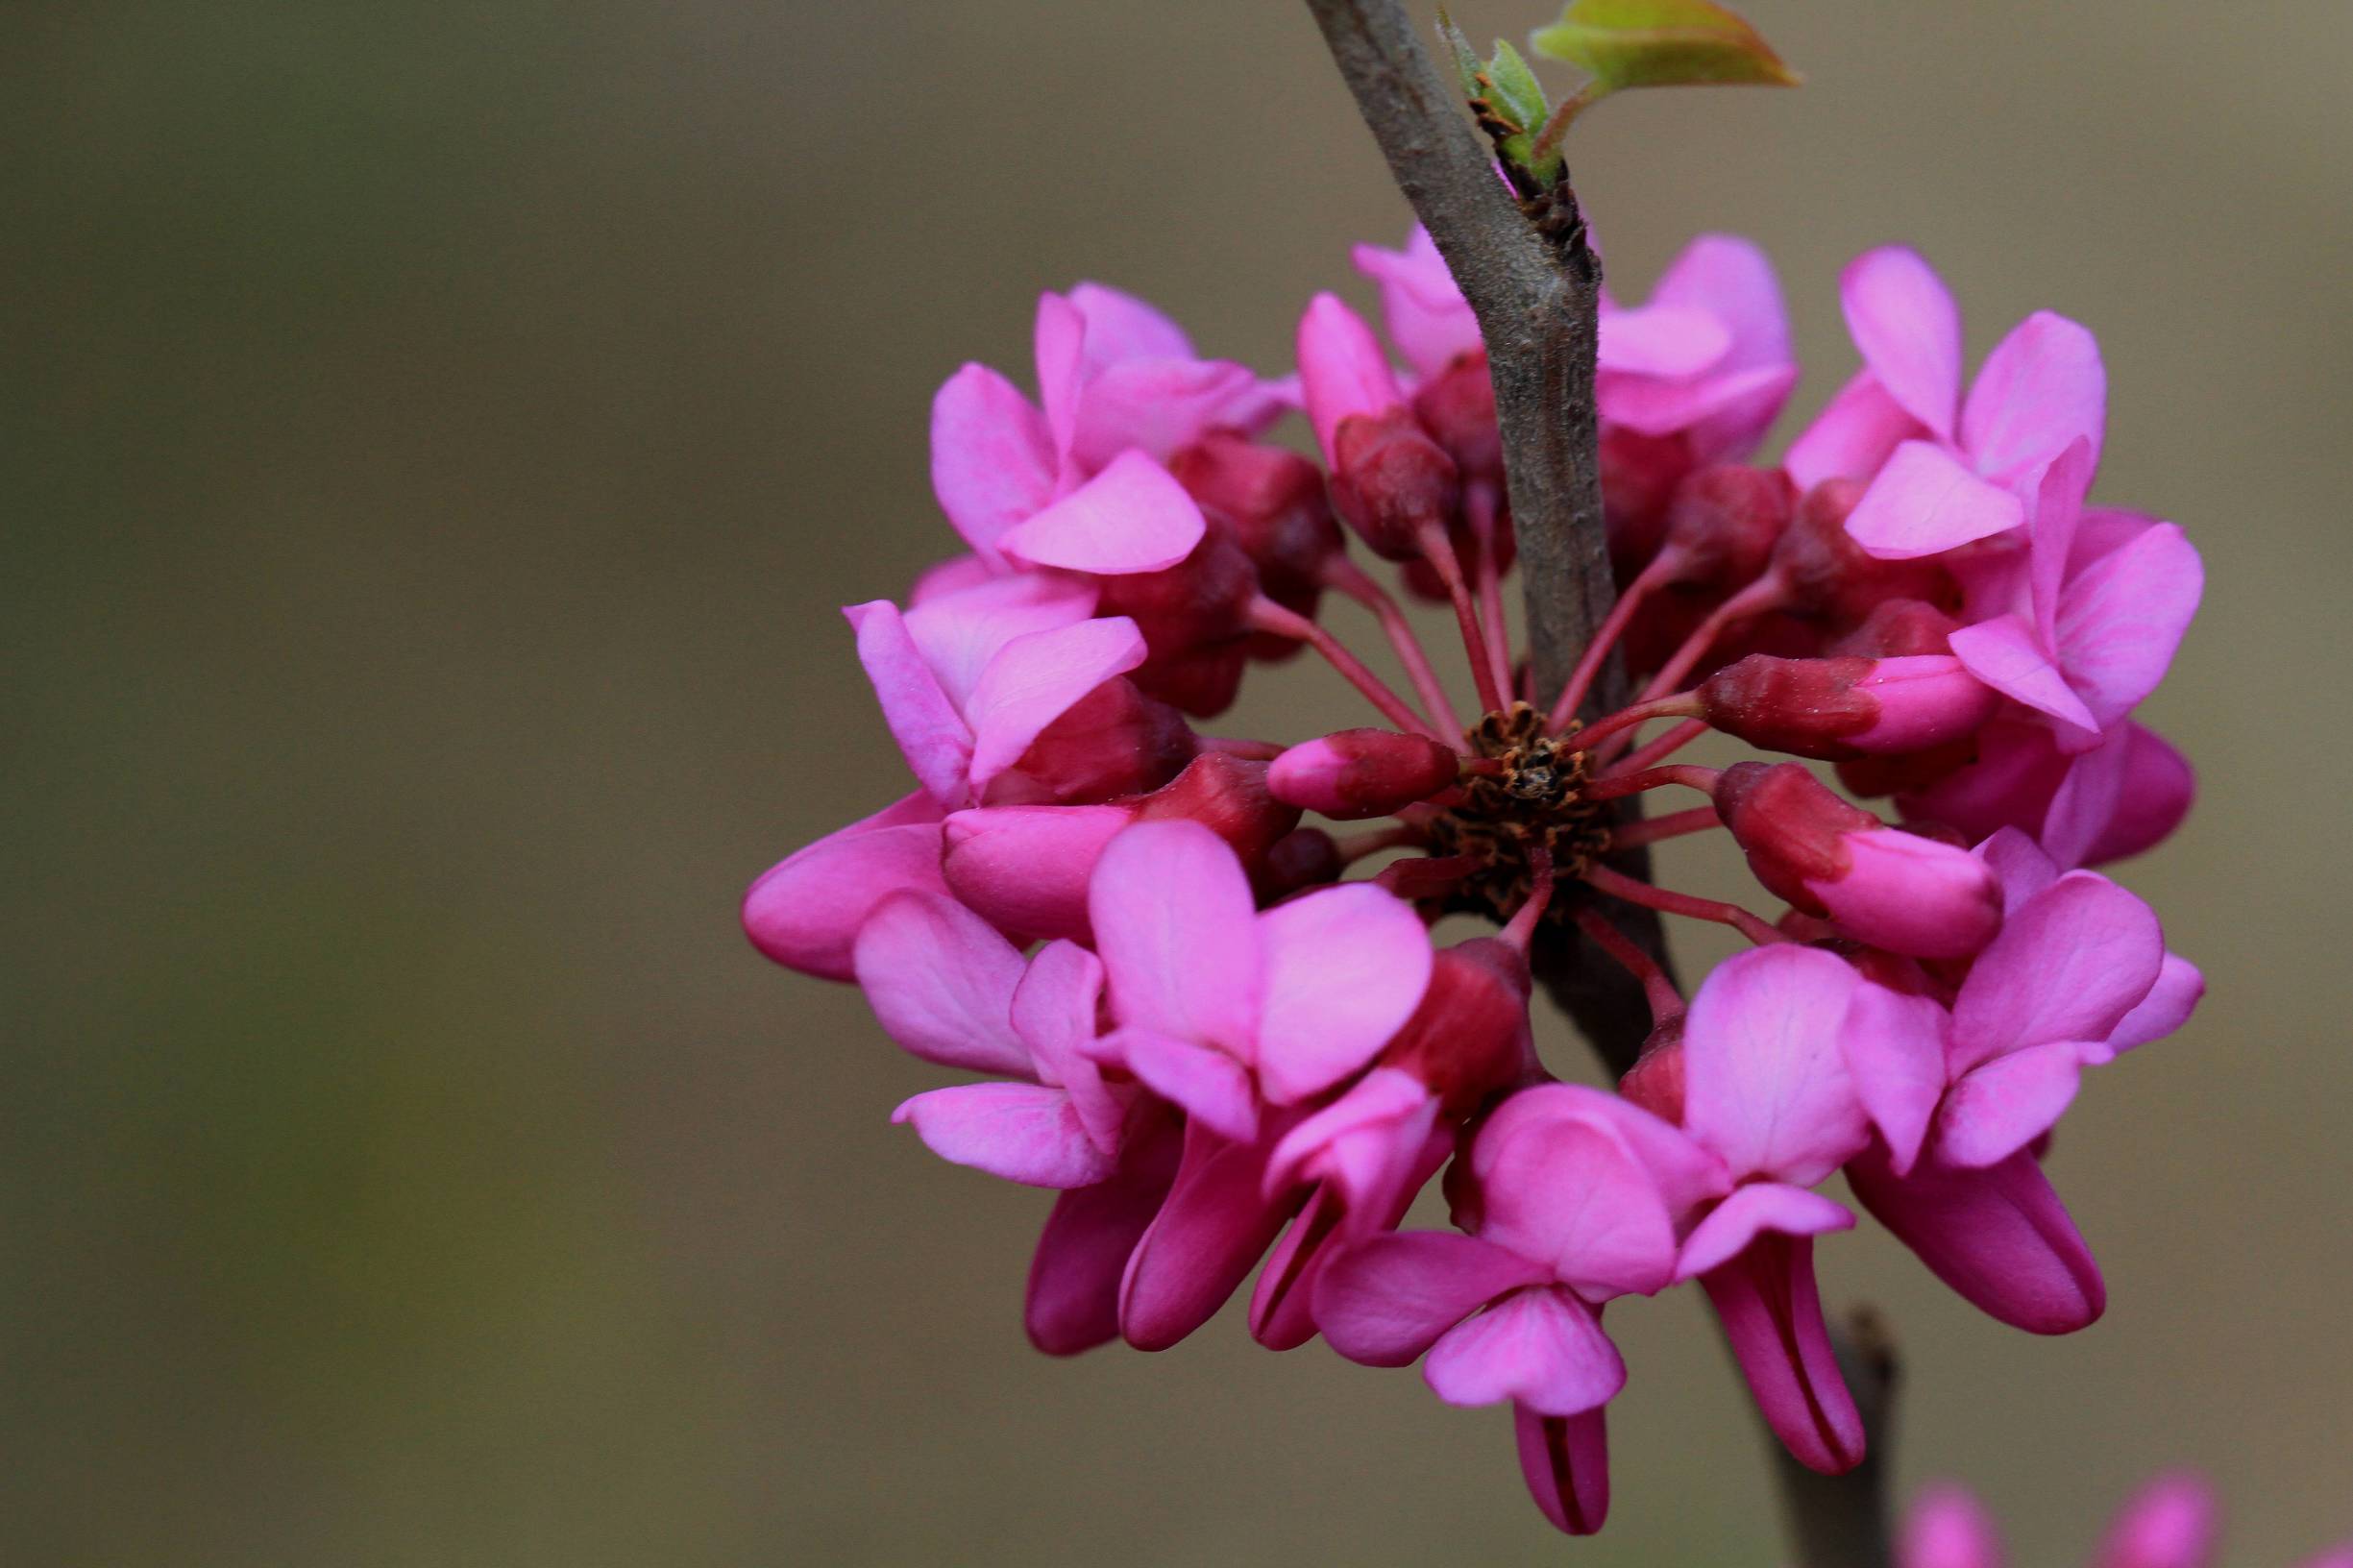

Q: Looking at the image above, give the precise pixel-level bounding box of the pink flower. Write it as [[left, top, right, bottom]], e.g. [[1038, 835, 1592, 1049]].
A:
[[1697, 651, 2000, 759], [742, 791, 949, 980], [1889, 716, 2194, 870], [1314, 1084, 1726, 1534], [1899, 1473, 2347, 1568], [1596, 234, 1798, 465], [1352, 225, 1483, 381], [1791, 245, 2107, 560]]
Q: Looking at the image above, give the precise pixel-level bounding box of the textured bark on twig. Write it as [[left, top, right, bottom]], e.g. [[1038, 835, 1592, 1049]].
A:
[[1300, 0, 1664, 1075]]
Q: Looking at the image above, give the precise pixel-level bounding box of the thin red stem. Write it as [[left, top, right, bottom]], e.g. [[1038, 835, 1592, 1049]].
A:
[[1609, 803, 1723, 849], [1413, 519, 1506, 715], [1321, 557, 1466, 739], [1465, 483, 1517, 702], [1500, 845, 1556, 953], [1569, 691, 1703, 754], [1546, 553, 1673, 730], [1581, 863, 1788, 948], [1376, 851, 1483, 898], [1249, 596, 1439, 740], [1573, 907, 1685, 1024], [1634, 575, 1788, 705], [1604, 718, 1710, 779], [1584, 764, 1721, 803], [1331, 821, 1427, 864]]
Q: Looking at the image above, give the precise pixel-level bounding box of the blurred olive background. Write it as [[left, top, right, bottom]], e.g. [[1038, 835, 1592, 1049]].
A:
[[7, 2, 2349, 1562]]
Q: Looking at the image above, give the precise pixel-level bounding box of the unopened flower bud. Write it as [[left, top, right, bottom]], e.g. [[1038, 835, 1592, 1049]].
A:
[[1601, 426, 1695, 576], [1410, 350, 1501, 482], [1618, 1016, 1686, 1124], [1129, 751, 1302, 864], [1771, 478, 1957, 624], [1297, 292, 1407, 463], [1330, 406, 1462, 562], [1268, 727, 1462, 819], [1167, 431, 1343, 615], [1828, 598, 1961, 659], [1259, 825, 1344, 895], [1658, 463, 1794, 587], [1713, 760, 2000, 958], [1378, 938, 1537, 1114], [993, 677, 1197, 804], [1699, 653, 1998, 760]]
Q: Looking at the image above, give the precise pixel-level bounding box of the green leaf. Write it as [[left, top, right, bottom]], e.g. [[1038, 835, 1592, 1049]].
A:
[[1531, 0, 1798, 96], [1482, 39, 1550, 139], [1436, 9, 1485, 101]]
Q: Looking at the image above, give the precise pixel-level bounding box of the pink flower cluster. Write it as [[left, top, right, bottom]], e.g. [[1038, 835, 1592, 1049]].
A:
[[1901, 1473, 2351, 1568], [745, 234, 2204, 1536]]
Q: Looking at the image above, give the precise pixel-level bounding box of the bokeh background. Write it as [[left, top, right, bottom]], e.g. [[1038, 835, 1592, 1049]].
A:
[[8, 2, 2349, 1562]]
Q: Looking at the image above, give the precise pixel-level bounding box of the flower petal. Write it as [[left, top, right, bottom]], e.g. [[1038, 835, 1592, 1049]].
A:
[[2102, 952, 2204, 1058], [892, 1083, 1115, 1188], [929, 363, 1055, 563], [1841, 246, 1961, 439], [1312, 1230, 1552, 1367], [1096, 1024, 1258, 1144], [2086, 723, 2194, 866], [1026, 1109, 1183, 1355], [1597, 302, 1731, 378], [1699, 1232, 1864, 1474], [963, 616, 1148, 791], [1677, 1182, 1854, 1281], [742, 794, 947, 981], [2095, 1473, 2221, 1568], [2055, 522, 2203, 733], [1117, 1117, 1303, 1351], [1066, 281, 1194, 365], [1846, 440, 2028, 559], [941, 802, 1131, 943], [1961, 309, 2105, 486], [1848, 1142, 2104, 1334], [1515, 1404, 1612, 1536], [846, 599, 975, 806], [1784, 372, 1924, 491], [1252, 882, 1434, 1103], [1839, 980, 1951, 1175], [901, 572, 1099, 711], [850, 890, 1030, 1075], [1424, 1286, 1627, 1416], [1901, 1484, 2007, 1568], [1012, 941, 1122, 1150], [1950, 871, 2163, 1067], [1949, 613, 2100, 736], [1681, 946, 1869, 1187], [1473, 1097, 1691, 1300], [1089, 819, 1263, 1050], [1936, 1041, 2085, 1168], [1974, 824, 2061, 915], [997, 449, 1208, 576], [1351, 226, 1480, 381]]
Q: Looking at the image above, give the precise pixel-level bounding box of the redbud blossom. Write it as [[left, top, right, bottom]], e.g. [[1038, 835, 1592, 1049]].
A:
[[1268, 727, 1461, 819], [1698, 653, 1998, 759]]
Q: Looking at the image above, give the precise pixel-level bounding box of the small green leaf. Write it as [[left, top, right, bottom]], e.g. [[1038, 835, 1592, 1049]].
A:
[[1436, 9, 1484, 100], [1531, 0, 1798, 95], [1482, 40, 1550, 139]]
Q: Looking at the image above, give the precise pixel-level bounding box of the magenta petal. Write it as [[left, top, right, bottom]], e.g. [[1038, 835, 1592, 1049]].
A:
[[941, 803, 1129, 943], [1839, 980, 1951, 1176], [846, 599, 976, 806], [996, 450, 1208, 576], [1842, 245, 1961, 438], [1814, 828, 2004, 962], [2103, 953, 2204, 1058], [1653, 233, 1791, 373], [2087, 723, 2194, 865], [2095, 1472, 2221, 1568], [1846, 440, 2028, 559], [1033, 291, 1086, 458], [1264, 1066, 1436, 1205], [1424, 1286, 1626, 1416], [1700, 1234, 1866, 1474], [2056, 522, 2203, 733], [742, 794, 947, 981], [1936, 1041, 2085, 1169], [1514, 1403, 1611, 1536], [850, 890, 1031, 1074], [1312, 1230, 1551, 1366], [1949, 613, 2100, 736], [929, 363, 1056, 563], [892, 1083, 1115, 1188], [1784, 372, 1926, 491], [1066, 280, 1194, 365], [1975, 824, 2061, 915], [1848, 1142, 2104, 1334], [1352, 226, 1481, 381], [1474, 1110, 1685, 1301], [1117, 1118, 1303, 1351], [1597, 301, 1731, 378], [1248, 1182, 1346, 1352], [1252, 883, 1434, 1103], [1012, 941, 1122, 1152], [1901, 1484, 2007, 1568], [2026, 439, 2096, 646], [1473, 1083, 1730, 1227], [1962, 309, 2106, 486], [1090, 819, 1263, 1049], [1067, 358, 1262, 472], [1027, 1108, 1182, 1355], [1099, 1025, 1258, 1144], [963, 615, 1148, 792], [1678, 1182, 1854, 1281], [1950, 870, 2164, 1068], [902, 572, 1098, 711], [1681, 946, 1868, 1187]]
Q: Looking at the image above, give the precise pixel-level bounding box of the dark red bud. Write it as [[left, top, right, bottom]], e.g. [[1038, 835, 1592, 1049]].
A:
[[1828, 598, 1961, 659], [1698, 654, 1883, 760], [1618, 1017, 1686, 1125], [1267, 727, 1462, 820], [1331, 407, 1461, 561], [1381, 940, 1534, 1115], [1711, 761, 1875, 916], [1601, 426, 1695, 576], [1772, 478, 1958, 623], [1167, 432, 1343, 609], [1131, 752, 1302, 869], [994, 677, 1197, 805], [1258, 826, 1344, 896], [1410, 351, 1502, 482], [1093, 528, 1260, 662], [1659, 463, 1794, 586]]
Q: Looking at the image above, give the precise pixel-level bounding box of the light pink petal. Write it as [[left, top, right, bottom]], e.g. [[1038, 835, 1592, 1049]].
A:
[[1842, 246, 1962, 438], [1681, 946, 1868, 1187], [1066, 359, 1263, 472], [1424, 1286, 1626, 1416], [1974, 824, 2061, 915], [1597, 302, 1731, 378], [1962, 309, 2106, 485], [1812, 828, 2004, 962], [963, 615, 1147, 791], [742, 794, 947, 981], [1848, 1142, 2104, 1334], [1352, 227, 1482, 381], [1012, 941, 1122, 1151], [892, 1083, 1115, 1188], [1264, 1066, 1435, 1201], [2041, 723, 2134, 867], [941, 802, 1130, 943], [1476, 1112, 1686, 1300], [1298, 291, 1406, 461], [1117, 1117, 1303, 1351], [909, 551, 998, 604], [1066, 280, 1194, 366], [2102, 953, 2204, 1058], [1515, 1404, 1612, 1536], [1677, 1182, 1854, 1281], [1841, 980, 1953, 1175], [2095, 1473, 2221, 1568], [1936, 1041, 2085, 1169], [1097, 1025, 1258, 1144], [1784, 372, 1926, 491], [1025, 1110, 1182, 1355], [1901, 1484, 2007, 1568], [1252, 883, 1434, 1103], [1089, 819, 1263, 1048], [1597, 361, 1796, 442], [1949, 613, 2101, 736], [1651, 233, 1790, 373], [1951, 871, 2164, 1068], [1846, 439, 2028, 559], [1472, 1083, 1730, 1224], [2087, 723, 2194, 866], [996, 449, 1207, 576], [2056, 522, 2203, 733], [1699, 1233, 1865, 1474], [850, 890, 1030, 1075], [929, 363, 1055, 563], [846, 599, 975, 806], [1033, 291, 1086, 458], [1313, 1230, 1552, 1366], [901, 571, 1099, 710], [2026, 438, 2096, 645]]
